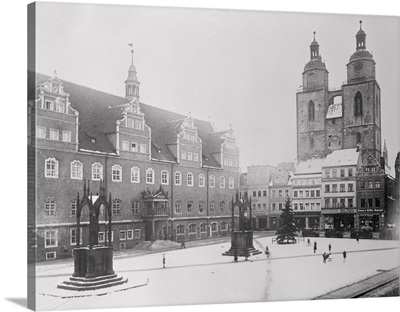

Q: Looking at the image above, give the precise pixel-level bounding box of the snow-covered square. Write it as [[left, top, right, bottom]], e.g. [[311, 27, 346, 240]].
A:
[[34, 235, 399, 311]]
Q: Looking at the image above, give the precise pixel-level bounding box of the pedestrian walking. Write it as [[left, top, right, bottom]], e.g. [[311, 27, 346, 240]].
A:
[[162, 254, 166, 268], [343, 250, 347, 262], [322, 252, 327, 263], [181, 239, 186, 249], [313, 241, 317, 253], [356, 233, 359, 244], [265, 246, 270, 258], [307, 238, 311, 246], [328, 243, 331, 253]]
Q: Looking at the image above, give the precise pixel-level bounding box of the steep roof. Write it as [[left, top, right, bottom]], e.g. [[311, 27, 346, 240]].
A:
[[28, 71, 223, 167], [323, 148, 360, 168], [294, 158, 325, 175]]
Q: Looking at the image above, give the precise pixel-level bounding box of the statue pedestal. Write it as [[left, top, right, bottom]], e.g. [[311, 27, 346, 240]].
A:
[[222, 231, 261, 257], [58, 246, 128, 291]]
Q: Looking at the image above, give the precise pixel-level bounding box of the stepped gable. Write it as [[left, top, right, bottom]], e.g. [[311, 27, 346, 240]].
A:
[[28, 71, 224, 167]]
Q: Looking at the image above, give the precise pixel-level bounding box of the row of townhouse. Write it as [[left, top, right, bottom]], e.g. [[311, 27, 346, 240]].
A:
[[28, 62, 240, 261], [242, 148, 394, 232]]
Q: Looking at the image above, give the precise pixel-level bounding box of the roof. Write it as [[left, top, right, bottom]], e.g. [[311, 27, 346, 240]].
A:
[[303, 58, 327, 72], [28, 71, 224, 167], [294, 158, 325, 175], [349, 50, 373, 61], [326, 103, 342, 119], [323, 148, 360, 168]]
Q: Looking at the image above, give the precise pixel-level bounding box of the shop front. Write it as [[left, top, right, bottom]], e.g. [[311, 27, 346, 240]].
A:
[[322, 208, 357, 231], [294, 211, 322, 229], [357, 208, 384, 232]]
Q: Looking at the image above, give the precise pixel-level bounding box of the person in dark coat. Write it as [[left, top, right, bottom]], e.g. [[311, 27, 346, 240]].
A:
[[313, 241, 317, 253], [265, 246, 270, 258], [356, 233, 359, 243], [322, 252, 327, 263], [307, 238, 311, 246], [163, 254, 166, 268], [328, 244, 331, 253], [343, 250, 347, 262], [234, 249, 238, 262]]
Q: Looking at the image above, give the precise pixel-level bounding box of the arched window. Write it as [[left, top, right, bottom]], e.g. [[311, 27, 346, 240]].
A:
[[92, 163, 103, 181], [209, 175, 215, 188], [161, 170, 169, 185], [200, 223, 207, 232], [219, 201, 225, 212], [177, 224, 185, 234], [308, 101, 315, 121], [189, 224, 196, 233], [146, 168, 154, 184], [187, 172, 194, 186], [175, 171, 182, 185], [199, 174, 205, 187], [45, 158, 59, 178], [131, 167, 140, 183], [219, 176, 225, 188], [112, 164, 122, 182], [229, 177, 235, 189], [199, 201, 205, 214], [174, 201, 182, 214], [187, 200, 193, 213], [71, 160, 83, 180], [354, 92, 363, 116]]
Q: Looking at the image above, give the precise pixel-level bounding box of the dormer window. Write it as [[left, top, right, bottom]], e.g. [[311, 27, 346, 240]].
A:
[[45, 100, 54, 111], [56, 101, 65, 113]]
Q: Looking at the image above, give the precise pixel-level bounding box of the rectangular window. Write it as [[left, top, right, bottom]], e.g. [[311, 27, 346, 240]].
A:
[[368, 181, 374, 189], [45, 230, 58, 248], [45, 100, 54, 110], [294, 203, 298, 210], [332, 184, 338, 193], [135, 120, 142, 130], [332, 198, 338, 208], [127, 230, 133, 240], [348, 198, 353, 207], [305, 203, 309, 210], [131, 201, 139, 214], [140, 144, 146, 153], [348, 183, 354, 192], [134, 229, 141, 239], [361, 199, 366, 208], [325, 170, 330, 178], [119, 230, 126, 241], [340, 169, 345, 177], [279, 190, 283, 197], [50, 128, 59, 140], [272, 203, 276, 211], [368, 198, 373, 207], [332, 169, 337, 177], [299, 203, 304, 210], [263, 190, 267, 197], [98, 232, 105, 243], [272, 190, 276, 198], [36, 126, 46, 139], [46, 252, 56, 260], [70, 228, 82, 245], [310, 203, 315, 210], [316, 190, 320, 197], [258, 191, 262, 197], [299, 191, 303, 198], [194, 153, 199, 161], [348, 168, 353, 177], [131, 142, 138, 152], [56, 102, 65, 113], [257, 204, 261, 211], [305, 190, 310, 198], [278, 203, 283, 210], [316, 203, 321, 210], [122, 141, 129, 151], [293, 191, 298, 198], [360, 182, 365, 189], [253, 191, 257, 197], [187, 201, 193, 213], [310, 190, 315, 197], [127, 118, 134, 128], [187, 152, 192, 160], [325, 199, 330, 208], [340, 198, 346, 207], [340, 184, 345, 192], [375, 181, 380, 188], [181, 151, 187, 159], [375, 198, 380, 207], [209, 202, 215, 212], [263, 203, 266, 210]]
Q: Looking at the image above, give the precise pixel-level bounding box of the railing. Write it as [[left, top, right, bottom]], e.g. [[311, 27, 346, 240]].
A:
[[142, 207, 168, 217]]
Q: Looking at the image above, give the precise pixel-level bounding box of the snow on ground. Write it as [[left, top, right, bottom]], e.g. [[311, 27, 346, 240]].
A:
[[35, 237, 400, 311]]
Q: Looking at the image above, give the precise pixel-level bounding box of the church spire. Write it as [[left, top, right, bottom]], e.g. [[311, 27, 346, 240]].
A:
[[310, 31, 320, 60], [356, 20, 366, 50], [125, 43, 140, 102]]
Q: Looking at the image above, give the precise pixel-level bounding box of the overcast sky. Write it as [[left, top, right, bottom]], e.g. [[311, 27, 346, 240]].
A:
[[35, 2, 399, 171]]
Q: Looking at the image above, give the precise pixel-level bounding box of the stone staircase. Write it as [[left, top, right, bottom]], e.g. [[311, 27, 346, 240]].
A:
[[57, 274, 128, 291]]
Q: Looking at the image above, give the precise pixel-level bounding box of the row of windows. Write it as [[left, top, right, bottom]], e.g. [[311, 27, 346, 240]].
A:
[[324, 198, 354, 208], [37, 126, 71, 142], [360, 181, 381, 189], [183, 131, 197, 142], [293, 202, 321, 211], [293, 189, 321, 198], [252, 203, 267, 211], [223, 158, 238, 167], [324, 168, 354, 178], [174, 200, 226, 214], [45, 229, 141, 248], [177, 222, 228, 234], [292, 178, 321, 186], [126, 118, 143, 130], [42, 99, 66, 113], [121, 140, 146, 153], [272, 189, 290, 198], [44, 158, 235, 188], [181, 151, 199, 161], [361, 198, 381, 208], [324, 183, 354, 193], [252, 190, 267, 197]]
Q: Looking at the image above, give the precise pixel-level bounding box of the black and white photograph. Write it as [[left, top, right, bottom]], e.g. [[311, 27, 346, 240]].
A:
[[1, 1, 400, 312]]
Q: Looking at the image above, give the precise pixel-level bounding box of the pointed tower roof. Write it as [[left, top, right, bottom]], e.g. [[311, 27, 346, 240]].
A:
[[350, 20, 374, 61], [303, 31, 327, 73]]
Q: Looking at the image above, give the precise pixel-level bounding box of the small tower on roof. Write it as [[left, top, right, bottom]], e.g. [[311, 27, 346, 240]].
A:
[[125, 43, 140, 103]]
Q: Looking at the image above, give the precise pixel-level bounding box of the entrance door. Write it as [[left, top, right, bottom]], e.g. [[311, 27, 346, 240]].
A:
[[145, 222, 152, 241]]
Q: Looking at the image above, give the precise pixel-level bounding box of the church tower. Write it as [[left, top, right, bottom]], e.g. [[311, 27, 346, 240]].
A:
[[296, 32, 330, 161], [342, 21, 381, 161], [125, 44, 140, 103]]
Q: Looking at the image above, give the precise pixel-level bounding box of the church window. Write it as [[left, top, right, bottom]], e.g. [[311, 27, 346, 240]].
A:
[[308, 101, 315, 121], [131, 167, 140, 183], [71, 160, 83, 180], [229, 177, 234, 189], [92, 163, 103, 180], [175, 171, 182, 185], [146, 168, 154, 184], [209, 175, 215, 188], [199, 174, 205, 187], [161, 170, 169, 185], [112, 165, 122, 182], [187, 172, 194, 186], [219, 176, 225, 188], [354, 92, 363, 116]]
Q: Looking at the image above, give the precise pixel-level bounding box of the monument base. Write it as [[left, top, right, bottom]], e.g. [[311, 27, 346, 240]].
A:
[[57, 273, 128, 291], [222, 230, 261, 257]]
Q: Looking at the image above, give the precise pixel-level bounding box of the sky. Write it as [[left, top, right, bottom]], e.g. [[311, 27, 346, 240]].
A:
[[34, 2, 399, 171]]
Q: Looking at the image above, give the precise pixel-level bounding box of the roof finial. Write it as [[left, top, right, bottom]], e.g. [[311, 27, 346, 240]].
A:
[[128, 42, 134, 66], [313, 31, 316, 41], [359, 20, 362, 30]]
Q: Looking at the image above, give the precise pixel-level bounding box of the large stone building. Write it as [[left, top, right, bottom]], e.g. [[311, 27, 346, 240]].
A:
[[296, 22, 382, 163], [28, 58, 240, 261]]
